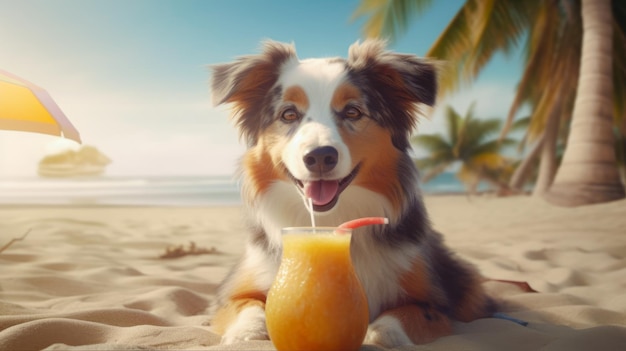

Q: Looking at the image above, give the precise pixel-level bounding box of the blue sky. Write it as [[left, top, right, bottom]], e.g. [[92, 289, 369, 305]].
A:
[[0, 0, 525, 176]]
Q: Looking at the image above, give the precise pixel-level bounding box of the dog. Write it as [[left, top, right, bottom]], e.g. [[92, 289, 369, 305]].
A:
[[208, 39, 495, 348]]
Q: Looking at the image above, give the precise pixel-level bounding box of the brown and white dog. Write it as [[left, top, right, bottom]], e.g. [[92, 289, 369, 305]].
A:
[[209, 40, 495, 348]]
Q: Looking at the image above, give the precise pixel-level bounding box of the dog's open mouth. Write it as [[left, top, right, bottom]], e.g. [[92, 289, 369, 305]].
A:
[[291, 165, 360, 212]]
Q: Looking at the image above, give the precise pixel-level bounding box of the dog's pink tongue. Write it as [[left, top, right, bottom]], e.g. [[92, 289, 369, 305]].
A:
[[304, 180, 339, 206]]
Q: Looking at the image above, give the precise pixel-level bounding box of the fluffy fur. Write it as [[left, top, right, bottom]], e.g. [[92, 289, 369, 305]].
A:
[[209, 40, 495, 348]]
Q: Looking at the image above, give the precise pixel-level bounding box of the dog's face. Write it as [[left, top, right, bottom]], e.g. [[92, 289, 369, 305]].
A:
[[269, 58, 373, 212], [212, 40, 436, 218]]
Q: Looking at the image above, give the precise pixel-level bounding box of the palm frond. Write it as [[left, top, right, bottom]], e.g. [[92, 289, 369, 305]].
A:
[[444, 104, 465, 150], [498, 137, 518, 149], [455, 101, 476, 142], [426, 0, 535, 97], [463, 0, 533, 78], [352, 0, 434, 41], [460, 118, 502, 152], [502, 1, 582, 144], [501, 4, 559, 139], [411, 134, 452, 153], [467, 152, 509, 170], [426, 4, 473, 95], [511, 116, 531, 132], [471, 140, 511, 160]]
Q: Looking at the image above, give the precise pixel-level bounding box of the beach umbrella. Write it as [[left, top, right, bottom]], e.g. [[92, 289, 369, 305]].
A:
[[0, 68, 81, 143]]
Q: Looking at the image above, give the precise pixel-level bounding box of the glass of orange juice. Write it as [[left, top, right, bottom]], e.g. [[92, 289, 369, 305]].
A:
[[265, 227, 369, 351]]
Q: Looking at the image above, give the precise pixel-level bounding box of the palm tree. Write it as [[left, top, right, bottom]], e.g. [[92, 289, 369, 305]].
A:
[[546, 0, 625, 205], [354, 0, 626, 206], [413, 104, 515, 194]]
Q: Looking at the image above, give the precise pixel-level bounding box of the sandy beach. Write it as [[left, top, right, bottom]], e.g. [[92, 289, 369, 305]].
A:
[[1, 195, 625, 350]]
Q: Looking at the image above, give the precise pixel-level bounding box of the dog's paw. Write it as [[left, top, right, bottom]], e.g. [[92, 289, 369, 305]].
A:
[[220, 306, 269, 344], [364, 316, 412, 348], [221, 327, 268, 344]]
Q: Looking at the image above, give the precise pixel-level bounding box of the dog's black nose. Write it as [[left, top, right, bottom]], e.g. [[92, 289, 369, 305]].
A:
[[303, 146, 338, 173]]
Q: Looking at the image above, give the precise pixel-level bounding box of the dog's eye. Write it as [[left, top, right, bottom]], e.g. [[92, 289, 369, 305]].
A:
[[343, 106, 362, 120], [281, 108, 299, 123]]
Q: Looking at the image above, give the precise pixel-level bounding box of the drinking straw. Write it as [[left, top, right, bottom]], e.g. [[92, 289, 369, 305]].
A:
[[308, 198, 316, 227], [338, 217, 389, 230]]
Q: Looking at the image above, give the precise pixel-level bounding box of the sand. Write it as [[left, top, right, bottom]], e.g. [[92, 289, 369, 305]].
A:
[[1, 195, 625, 350]]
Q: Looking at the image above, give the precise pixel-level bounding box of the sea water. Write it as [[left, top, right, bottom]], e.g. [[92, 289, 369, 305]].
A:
[[0, 172, 487, 206], [0, 175, 241, 206]]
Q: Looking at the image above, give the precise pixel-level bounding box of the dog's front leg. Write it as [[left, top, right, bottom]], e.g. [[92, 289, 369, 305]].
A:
[[364, 303, 452, 348], [211, 297, 268, 344]]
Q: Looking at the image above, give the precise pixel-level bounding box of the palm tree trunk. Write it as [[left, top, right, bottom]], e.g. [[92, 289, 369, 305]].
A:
[[617, 121, 626, 184], [533, 105, 560, 196], [544, 0, 625, 206]]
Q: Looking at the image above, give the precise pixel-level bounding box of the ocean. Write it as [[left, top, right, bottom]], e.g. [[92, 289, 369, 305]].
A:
[[0, 172, 482, 206]]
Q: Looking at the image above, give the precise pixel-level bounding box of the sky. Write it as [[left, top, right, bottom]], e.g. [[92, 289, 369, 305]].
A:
[[0, 0, 525, 177]]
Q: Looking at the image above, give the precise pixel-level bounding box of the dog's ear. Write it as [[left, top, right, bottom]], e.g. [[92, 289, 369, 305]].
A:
[[347, 39, 437, 106], [211, 41, 297, 144], [347, 40, 438, 149]]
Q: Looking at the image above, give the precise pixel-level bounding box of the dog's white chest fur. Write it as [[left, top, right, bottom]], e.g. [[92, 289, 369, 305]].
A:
[[351, 235, 417, 320]]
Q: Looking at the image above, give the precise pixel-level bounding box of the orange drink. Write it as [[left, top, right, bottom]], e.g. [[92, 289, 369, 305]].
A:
[[265, 227, 369, 351]]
